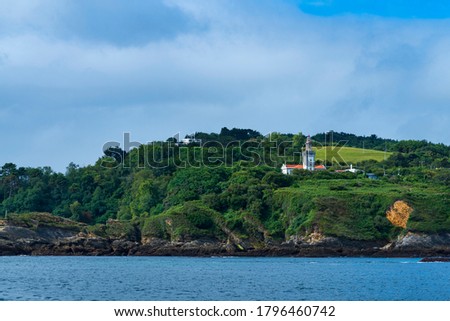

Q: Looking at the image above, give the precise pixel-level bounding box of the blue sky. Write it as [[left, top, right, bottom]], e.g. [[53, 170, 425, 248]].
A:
[[299, 0, 450, 19], [1, 0, 450, 172]]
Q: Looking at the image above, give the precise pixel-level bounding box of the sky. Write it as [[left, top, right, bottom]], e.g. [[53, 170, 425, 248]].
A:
[[1, 0, 450, 172]]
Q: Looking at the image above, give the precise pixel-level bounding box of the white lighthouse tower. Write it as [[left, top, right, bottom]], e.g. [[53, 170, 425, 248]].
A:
[[302, 135, 316, 171]]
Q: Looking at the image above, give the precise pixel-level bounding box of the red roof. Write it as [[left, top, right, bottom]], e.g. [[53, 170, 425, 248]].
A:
[[285, 164, 304, 169], [285, 164, 326, 170]]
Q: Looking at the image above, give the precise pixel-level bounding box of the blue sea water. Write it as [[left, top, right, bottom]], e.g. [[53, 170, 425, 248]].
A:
[[0, 257, 448, 301]]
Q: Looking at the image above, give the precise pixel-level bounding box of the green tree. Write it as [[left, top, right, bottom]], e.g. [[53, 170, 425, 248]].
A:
[[165, 167, 230, 206]]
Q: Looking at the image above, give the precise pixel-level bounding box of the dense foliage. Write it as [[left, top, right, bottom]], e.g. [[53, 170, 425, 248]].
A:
[[1, 128, 449, 242]]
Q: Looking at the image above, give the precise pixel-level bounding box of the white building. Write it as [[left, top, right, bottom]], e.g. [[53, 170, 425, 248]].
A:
[[335, 164, 360, 174], [181, 138, 202, 145], [281, 163, 327, 175], [281, 135, 326, 174], [302, 135, 315, 171]]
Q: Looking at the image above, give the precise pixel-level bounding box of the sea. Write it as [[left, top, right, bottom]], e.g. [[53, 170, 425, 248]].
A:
[[0, 257, 448, 301]]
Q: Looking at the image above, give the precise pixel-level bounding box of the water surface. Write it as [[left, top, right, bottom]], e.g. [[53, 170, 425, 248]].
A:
[[0, 257, 448, 301]]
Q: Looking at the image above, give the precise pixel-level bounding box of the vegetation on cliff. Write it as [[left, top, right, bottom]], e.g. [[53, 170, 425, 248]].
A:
[[1, 128, 449, 246], [273, 180, 449, 241]]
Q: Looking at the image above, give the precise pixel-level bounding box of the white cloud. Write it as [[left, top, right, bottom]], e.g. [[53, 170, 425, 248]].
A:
[[0, 0, 65, 34], [1, 0, 450, 170]]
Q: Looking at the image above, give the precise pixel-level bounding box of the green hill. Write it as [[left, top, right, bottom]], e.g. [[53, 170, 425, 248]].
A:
[[315, 146, 391, 164], [273, 180, 450, 241], [1, 127, 449, 250]]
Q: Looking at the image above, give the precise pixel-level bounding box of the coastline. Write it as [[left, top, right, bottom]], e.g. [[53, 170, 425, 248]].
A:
[[1, 229, 449, 258], [1, 215, 449, 258]]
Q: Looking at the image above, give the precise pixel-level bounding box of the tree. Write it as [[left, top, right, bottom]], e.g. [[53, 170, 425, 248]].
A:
[[165, 167, 230, 206], [0, 163, 19, 199], [69, 201, 82, 221]]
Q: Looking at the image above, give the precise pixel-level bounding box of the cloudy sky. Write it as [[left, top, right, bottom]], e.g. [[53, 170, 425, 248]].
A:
[[1, 0, 450, 172]]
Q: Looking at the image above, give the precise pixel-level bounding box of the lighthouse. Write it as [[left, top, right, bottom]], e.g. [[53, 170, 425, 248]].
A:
[[302, 135, 316, 171], [281, 135, 325, 174]]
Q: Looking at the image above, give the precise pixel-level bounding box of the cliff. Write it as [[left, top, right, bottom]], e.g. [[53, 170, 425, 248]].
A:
[[1, 213, 449, 257]]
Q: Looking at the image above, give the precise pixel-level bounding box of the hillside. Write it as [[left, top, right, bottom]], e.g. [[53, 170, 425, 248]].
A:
[[1, 128, 450, 256], [314, 146, 391, 164], [274, 180, 450, 240]]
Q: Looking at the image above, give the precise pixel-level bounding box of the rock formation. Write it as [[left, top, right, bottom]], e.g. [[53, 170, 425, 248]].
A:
[[1, 213, 449, 257]]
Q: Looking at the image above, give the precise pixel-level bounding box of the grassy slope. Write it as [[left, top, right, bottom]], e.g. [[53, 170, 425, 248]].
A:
[[141, 201, 225, 242], [139, 179, 450, 244], [6, 212, 85, 231], [273, 180, 450, 241], [314, 146, 392, 164]]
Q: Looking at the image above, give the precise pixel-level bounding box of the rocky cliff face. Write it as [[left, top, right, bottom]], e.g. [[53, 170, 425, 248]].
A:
[[1, 214, 449, 257], [381, 232, 450, 256]]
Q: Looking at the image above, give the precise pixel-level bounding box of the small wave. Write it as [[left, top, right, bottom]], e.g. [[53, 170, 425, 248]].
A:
[[210, 256, 238, 259]]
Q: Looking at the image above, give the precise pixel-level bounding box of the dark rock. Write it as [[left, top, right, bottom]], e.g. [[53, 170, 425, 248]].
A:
[[1, 220, 450, 257], [419, 257, 450, 263]]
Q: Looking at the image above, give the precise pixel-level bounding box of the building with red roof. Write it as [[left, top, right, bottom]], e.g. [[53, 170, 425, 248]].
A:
[[281, 164, 326, 175], [281, 135, 326, 174]]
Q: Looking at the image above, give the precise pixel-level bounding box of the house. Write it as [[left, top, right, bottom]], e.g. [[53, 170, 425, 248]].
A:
[[177, 137, 202, 146], [281, 164, 327, 175], [281, 135, 326, 174], [181, 138, 202, 145]]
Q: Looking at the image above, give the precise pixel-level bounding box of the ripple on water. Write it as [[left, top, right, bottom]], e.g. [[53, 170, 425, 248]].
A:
[[0, 257, 448, 301]]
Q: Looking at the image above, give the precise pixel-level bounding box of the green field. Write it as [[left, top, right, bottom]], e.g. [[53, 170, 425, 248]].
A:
[[314, 146, 392, 164]]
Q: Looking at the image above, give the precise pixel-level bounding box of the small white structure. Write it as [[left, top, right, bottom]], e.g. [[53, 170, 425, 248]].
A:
[[180, 137, 202, 145], [335, 164, 360, 174]]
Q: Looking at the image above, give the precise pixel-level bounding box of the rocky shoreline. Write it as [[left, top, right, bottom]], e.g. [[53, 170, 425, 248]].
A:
[[1, 217, 449, 257]]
